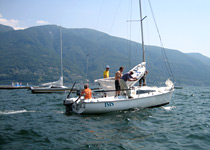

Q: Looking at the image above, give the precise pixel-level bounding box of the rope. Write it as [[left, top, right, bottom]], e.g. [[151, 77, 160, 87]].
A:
[[129, 0, 132, 70], [109, 0, 122, 33], [147, 0, 175, 82], [94, 0, 105, 29]]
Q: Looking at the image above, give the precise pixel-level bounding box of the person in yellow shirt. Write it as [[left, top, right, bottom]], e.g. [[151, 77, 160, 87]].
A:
[[81, 84, 92, 99], [103, 65, 110, 78]]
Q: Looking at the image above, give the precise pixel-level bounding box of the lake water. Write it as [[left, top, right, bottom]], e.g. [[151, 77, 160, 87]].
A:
[[0, 87, 210, 150]]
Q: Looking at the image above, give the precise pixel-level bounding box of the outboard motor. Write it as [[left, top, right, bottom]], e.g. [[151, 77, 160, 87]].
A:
[[76, 90, 81, 96], [63, 99, 74, 113]]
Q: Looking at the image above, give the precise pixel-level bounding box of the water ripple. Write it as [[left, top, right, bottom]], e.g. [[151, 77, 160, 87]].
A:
[[0, 87, 210, 149]]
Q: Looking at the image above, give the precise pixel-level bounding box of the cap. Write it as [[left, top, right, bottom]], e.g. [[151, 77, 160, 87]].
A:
[[106, 65, 110, 68]]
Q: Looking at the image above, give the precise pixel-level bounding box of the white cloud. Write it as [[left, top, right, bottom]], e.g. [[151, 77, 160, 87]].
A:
[[13, 26, 26, 30], [0, 18, 19, 27], [0, 13, 25, 30], [0, 14, 49, 30], [36, 20, 49, 25]]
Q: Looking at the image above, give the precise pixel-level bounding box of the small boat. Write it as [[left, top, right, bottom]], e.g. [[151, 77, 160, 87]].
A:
[[63, 0, 174, 114], [30, 77, 74, 93], [0, 85, 30, 90], [0, 82, 30, 90], [30, 27, 70, 93]]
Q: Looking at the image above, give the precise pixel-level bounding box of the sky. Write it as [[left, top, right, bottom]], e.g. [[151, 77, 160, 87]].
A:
[[0, 0, 210, 58]]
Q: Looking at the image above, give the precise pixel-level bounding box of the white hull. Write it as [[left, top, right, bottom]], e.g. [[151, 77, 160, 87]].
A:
[[64, 83, 174, 114]]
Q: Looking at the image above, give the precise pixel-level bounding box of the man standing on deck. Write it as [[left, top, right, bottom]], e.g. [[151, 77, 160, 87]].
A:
[[120, 71, 137, 99], [115, 66, 124, 97], [103, 65, 110, 78], [139, 70, 148, 86]]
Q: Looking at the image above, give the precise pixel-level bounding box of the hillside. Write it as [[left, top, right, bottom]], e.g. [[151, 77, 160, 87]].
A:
[[0, 24, 210, 86], [187, 53, 210, 67], [0, 24, 14, 34]]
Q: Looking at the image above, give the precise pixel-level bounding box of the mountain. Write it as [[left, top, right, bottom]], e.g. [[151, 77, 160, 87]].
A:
[[0, 24, 210, 86], [0, 24, 14, 34], [187, 53, 210, 67]]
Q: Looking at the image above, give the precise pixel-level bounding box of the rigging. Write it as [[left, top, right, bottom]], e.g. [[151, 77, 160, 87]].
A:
[[148, 0, 175, 82]]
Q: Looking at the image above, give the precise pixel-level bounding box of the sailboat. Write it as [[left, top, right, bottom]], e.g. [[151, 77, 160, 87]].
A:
[[30, 27, 72, 93], [63, 0, 174, 114]]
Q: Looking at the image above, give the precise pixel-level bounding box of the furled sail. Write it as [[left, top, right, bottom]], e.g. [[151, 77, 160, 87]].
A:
[[41, 76, 63, 87]]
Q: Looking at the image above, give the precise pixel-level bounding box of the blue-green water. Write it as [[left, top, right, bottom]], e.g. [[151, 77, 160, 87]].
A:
[[0, 87, 210, 150]]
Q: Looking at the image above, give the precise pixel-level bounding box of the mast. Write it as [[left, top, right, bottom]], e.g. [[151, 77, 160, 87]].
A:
[[139, 0, 145, 62], [86, 54, 89, 82], [60, 26, 63, 82]]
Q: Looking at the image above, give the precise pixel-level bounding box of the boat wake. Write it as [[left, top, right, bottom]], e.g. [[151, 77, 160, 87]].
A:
[[0, 110, 35, 115], [162, 106, 176, 111], [54, 110, 65, 114]]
